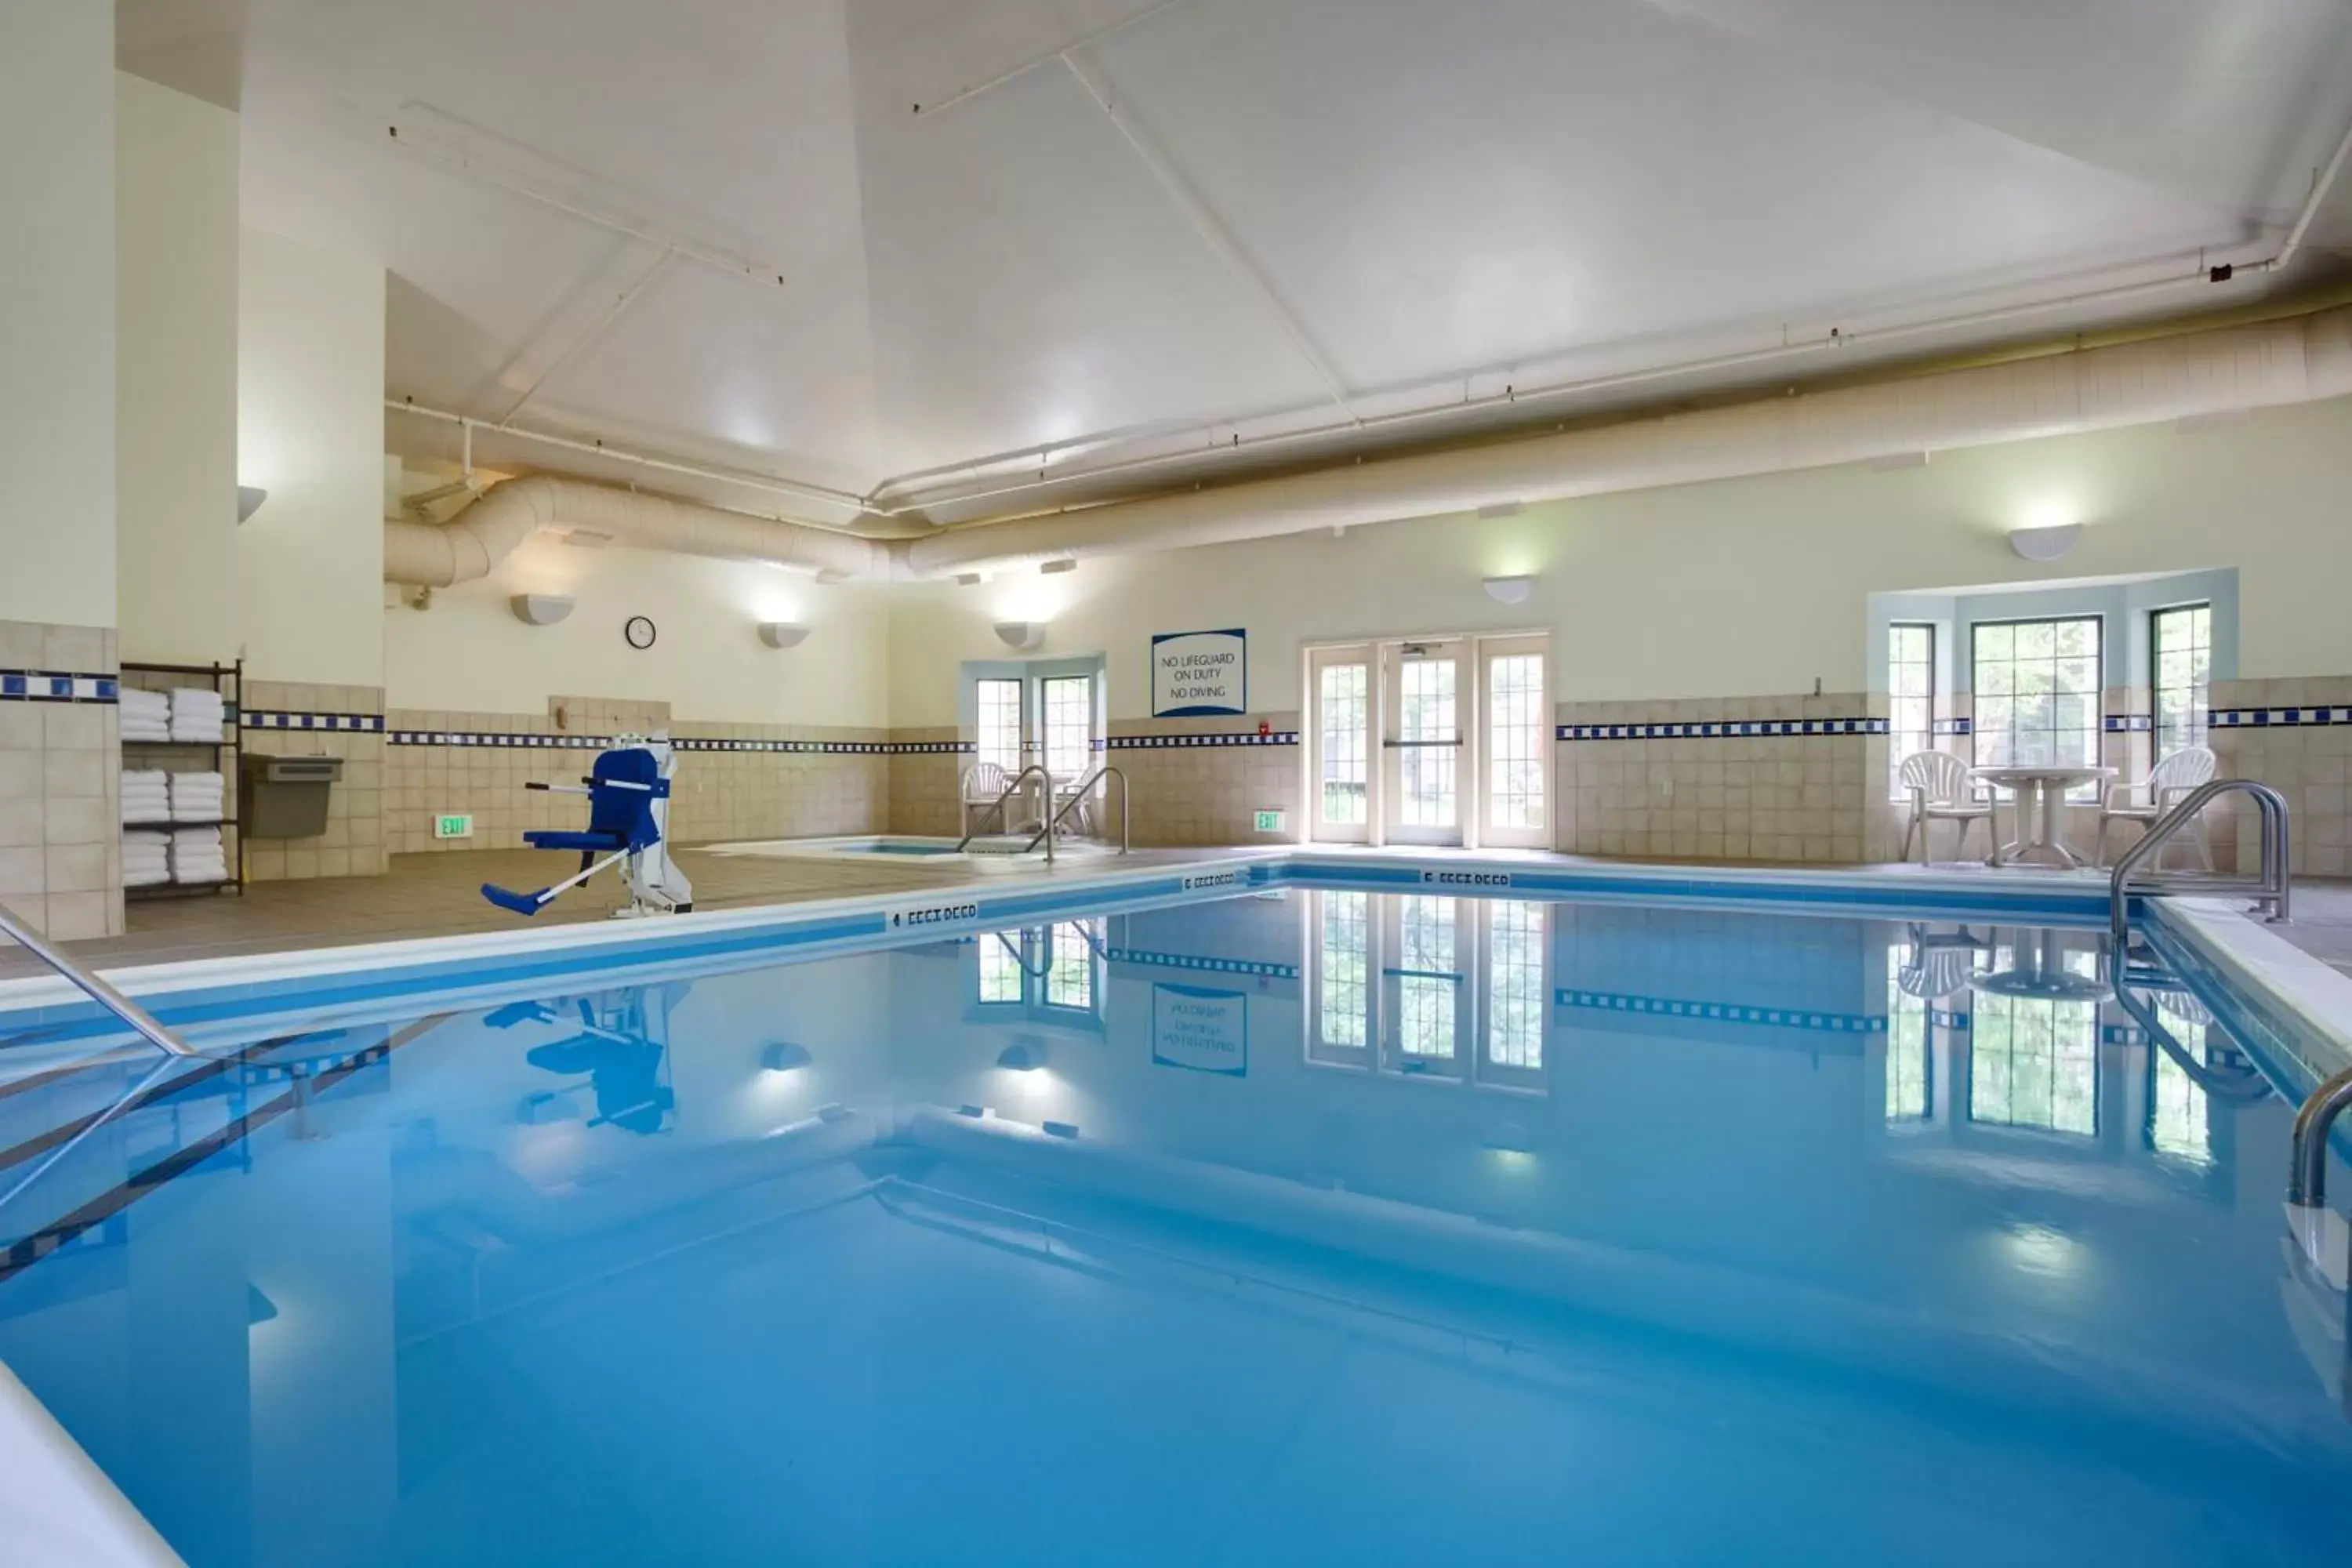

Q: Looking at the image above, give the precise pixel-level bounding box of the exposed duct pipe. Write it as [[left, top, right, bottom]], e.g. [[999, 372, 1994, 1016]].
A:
[[383, 474, 891, 587], [900, 303, 2352, 578]]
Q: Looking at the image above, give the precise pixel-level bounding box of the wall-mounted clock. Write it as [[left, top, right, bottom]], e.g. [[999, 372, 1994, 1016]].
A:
[[624, 615, 658, 650]]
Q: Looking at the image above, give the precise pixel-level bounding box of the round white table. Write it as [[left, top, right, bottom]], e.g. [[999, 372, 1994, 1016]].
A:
[[1969, 764, 2115, 869]]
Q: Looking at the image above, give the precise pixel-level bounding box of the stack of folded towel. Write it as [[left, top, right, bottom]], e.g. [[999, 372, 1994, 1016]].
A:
[[169, 687, 227, 743], [171, 826, 227, 885], [123, 830, 172, 889], [122, 769, 172, 826], [169, 771, 226, 824], [120, 688, 171, 742]]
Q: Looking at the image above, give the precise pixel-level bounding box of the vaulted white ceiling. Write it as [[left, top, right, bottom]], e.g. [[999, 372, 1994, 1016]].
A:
[[154, 0, 2352, 522]]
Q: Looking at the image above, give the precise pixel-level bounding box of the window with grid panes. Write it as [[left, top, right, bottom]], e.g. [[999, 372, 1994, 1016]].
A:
[[1971, 618, 2103, 800]]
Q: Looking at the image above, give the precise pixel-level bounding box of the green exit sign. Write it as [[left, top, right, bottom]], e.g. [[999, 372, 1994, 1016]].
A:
[[1254, 809, 1287, 834], [434, 813, 474, 840]]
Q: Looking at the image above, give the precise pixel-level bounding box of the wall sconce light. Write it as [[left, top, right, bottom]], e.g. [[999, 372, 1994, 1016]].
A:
[[996, 1039, 1048, 1073], [814, 568, 851, 585], [236, 485, 269, 524], [1040, 558, 1078, 575], [994, 621, 1046, 651], [758, 622, 811, 649], [2007, 524, 2082, 562], [509, 593, 576, 626], [1482, 575, 1535, 605], [955, 572, 988, 587], [761, 1042, 813, 1073]]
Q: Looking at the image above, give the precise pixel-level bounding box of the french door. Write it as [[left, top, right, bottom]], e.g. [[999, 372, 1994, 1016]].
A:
[[1384, 641, 1466, 845], [1307, 633, 1548, 848]]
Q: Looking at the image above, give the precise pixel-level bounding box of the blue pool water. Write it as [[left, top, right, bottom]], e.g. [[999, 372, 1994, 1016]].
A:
[[0, 888, 2347, 1566]]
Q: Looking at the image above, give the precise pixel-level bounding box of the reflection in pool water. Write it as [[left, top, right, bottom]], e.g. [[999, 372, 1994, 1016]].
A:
[[0, 890, 2347, 1566]]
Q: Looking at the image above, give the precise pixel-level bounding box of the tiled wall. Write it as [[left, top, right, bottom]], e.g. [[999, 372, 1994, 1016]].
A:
[[239, 681, 387, 882], [1562, 678, 2352, 873], [1556, 695, 1878, 863], [0, 620, 122, 939], [886, 728, 967, 838], [1105, 713, 1301, 848], [386, 697, 890, 855], [2209, 678, 2352, 878]]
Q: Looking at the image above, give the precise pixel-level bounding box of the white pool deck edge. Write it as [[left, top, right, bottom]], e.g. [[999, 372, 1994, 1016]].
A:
[[0, 1363, 184, 1567]]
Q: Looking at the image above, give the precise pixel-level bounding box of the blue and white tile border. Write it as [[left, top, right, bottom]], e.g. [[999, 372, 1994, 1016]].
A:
[[382, 728, 907, 754], [245, 710, 381, 733], [0, 670, 116, 704], [1555, 987, 1885, 1035], [2210, 705, 2352, 729], [1107, 731, 1299, 750], [1557, 717, 1886, 742]]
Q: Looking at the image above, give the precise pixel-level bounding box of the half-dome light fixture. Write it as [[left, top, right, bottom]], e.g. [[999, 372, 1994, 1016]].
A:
[[759, 622, 811, 649], [1483, 575, 1536, 605], [510, 593, 576, 626], [994, 622, 1046, 651], [236, 485, 270, 524], [2008, 524, 2082, 563]]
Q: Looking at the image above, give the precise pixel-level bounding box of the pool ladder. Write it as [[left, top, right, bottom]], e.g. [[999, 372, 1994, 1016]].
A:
[[2107, 779, 2289, 949], [0, 902, 197, 1058], [956, 765, 1131, 862], [2101, 780, 2347, 1272]]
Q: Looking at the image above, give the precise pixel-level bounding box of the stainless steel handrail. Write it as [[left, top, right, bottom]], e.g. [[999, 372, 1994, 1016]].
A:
[[993, 930, 1053, 980], [0, 903, 198, 1058], [1028, 766, 1130, 858], [2288, 1066, 2352, 1210], [956, 765, 1053, 855], [2103, 950, 2274, 1105], [2109, 779, 2289, 947]]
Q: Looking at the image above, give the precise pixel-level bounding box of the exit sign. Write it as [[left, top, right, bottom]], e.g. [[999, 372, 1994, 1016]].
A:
[[434, 813, 474, 840], [1254, 809, 1287, 834]]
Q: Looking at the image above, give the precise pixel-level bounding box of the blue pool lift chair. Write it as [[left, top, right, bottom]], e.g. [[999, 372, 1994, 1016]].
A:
[[481, 735, 695, 917]]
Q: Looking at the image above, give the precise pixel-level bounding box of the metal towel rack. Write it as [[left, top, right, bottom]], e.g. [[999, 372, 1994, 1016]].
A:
[[2108, 779, 2289, 948], [0, 904, 197, 1058]]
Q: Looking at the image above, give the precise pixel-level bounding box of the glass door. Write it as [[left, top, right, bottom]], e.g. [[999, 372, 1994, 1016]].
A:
[[1479, 637, 1550, 848], [1382, 641, 1465, 846], [1039, 674, 1096, 789], [1308, 644, 1374, 843]]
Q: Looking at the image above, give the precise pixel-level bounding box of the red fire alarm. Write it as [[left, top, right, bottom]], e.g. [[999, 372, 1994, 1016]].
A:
[[1257, 719, 1271, 738]]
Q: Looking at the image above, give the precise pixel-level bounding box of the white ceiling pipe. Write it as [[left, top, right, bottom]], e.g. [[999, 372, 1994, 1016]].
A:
[[384, 474, 892, 587], [387, 401, 869, 516], [902, 303, 2352, 578]]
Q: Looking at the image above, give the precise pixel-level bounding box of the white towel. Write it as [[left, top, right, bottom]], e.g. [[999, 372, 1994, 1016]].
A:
[[168, 688, 227, 742], [125, 829, 173, 887], [120, 688, 170, 721], [169, 826, 227, 884], [169, 772, 225, 822]]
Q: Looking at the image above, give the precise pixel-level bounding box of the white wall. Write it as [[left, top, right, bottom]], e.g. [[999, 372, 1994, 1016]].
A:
[[890, 397, 2352, 724], [0, 7, 115, 630], [237, 227, 387, 685], [116, 71, 240, 662], [384, 515, 891, 726]]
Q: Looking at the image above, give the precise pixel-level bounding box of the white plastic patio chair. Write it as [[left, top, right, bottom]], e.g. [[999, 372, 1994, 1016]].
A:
[[1898, 750, 1994, 864], [961, 761, 1034, 837], [2096, 746, 2216, 869]]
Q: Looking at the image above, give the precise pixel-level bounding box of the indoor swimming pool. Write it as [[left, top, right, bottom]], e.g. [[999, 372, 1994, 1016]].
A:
[[1, 880, 2347, 1566]]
